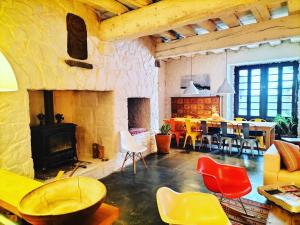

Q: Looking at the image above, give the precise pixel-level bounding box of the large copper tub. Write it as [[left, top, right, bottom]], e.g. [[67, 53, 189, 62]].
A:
[[18, 176, 106, 225]]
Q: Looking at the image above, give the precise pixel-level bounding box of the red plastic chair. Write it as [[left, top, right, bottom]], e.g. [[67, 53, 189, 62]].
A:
[[196, 156, 252, 215], [169, 118, 185, 147]]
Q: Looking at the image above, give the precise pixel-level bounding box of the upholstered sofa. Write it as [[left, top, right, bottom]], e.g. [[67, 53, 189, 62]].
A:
[[264, 144, 300, 186]]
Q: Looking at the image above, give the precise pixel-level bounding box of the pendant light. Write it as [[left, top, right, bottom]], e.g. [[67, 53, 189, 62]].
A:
[[0, 50, 18, 92], [217, 50, 235, 95], [183, 55, 199, 95]]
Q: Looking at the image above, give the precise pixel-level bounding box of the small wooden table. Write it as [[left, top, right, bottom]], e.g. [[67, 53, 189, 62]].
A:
[[258, 184, 300, 224], [0, 169, 119, 225], [267, 205, 300, 225]]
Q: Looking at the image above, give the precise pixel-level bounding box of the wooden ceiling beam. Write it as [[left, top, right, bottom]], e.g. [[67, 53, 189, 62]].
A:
[[77, 0, 128, 15], [172, 25, 196, 37], [155, 14, 300, 59], [159, 31, 177, 40], [251, 5, 271, 22], [220, 14, 240, 27], [197, 20, 217, 32], [117, 0, 152, 9], [288, 0, 300, 15], [98, 0, 265, 41]]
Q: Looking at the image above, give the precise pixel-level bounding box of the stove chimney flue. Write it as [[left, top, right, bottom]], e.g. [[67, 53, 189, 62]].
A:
[[44, 90, 54, 125]]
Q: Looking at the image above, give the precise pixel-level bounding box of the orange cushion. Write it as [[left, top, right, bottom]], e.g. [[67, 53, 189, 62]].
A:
[[273, 140, 300, 172]]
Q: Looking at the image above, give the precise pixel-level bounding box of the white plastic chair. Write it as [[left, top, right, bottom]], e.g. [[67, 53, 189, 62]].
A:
[[119, 130, 148, 175]]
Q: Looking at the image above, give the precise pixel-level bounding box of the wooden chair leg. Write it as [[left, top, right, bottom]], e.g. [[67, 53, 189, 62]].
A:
[[139, 152, 147, 169], [121, 152, 129, 171], [132, 152, 136, 175]]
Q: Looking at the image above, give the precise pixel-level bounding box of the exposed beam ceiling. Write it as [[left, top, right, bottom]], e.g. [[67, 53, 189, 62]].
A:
[[78, 0, 129, 15], [220, 14, 240, 27], [98, 0, 267, 41], [155, 14, 300, 59], [172, 25, 196, 38], [251, 5, 271, 22], [288, 0, 300, 14], [198, 20, 217, 32], [117, 0, 153, 9]]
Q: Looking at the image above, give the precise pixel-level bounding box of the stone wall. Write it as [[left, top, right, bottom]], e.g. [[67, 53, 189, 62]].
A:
[[0, 0, 159, 177]]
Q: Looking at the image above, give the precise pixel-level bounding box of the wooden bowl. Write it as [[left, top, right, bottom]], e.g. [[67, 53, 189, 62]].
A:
[[18, 176, 106, 225]]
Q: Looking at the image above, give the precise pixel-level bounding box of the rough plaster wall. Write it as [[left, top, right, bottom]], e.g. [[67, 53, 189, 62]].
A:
[[0, 0, 158, 177], [165, 42, 300, 120], [158, 61, 166, 127]]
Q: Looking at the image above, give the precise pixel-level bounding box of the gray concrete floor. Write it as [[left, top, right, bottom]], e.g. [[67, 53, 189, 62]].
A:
[[100, 147, 267, 225]]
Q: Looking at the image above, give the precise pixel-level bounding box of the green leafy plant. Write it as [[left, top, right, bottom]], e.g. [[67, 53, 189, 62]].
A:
[[159, 124, 171, 135], [273, 115, 297, 137]]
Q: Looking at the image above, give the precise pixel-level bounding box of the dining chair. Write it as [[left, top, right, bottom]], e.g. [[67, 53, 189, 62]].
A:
[[219, 122, 240, 155], [169, 118, 185, 147], [249, 118, 266, 148], [119, 130, 147, 175], [234, 117, 247, 122], [200, 120, 220, 151], [183, 119, 201, 150], [197, 156, 252, 215], [156, 187, 230, 225], [239, 123, 260, 157]]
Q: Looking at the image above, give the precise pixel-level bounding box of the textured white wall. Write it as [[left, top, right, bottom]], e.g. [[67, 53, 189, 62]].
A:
[[164, 42, 300, 120], [0, 0, 159, 177]]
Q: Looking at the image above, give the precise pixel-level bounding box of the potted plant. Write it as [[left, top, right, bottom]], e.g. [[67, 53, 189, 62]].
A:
[[155, 124, 172, 154], [273, 115, 297, 139]]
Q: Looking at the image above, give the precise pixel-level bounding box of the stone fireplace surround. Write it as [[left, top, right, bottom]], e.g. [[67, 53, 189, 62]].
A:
[[0, 0, 159, 178]]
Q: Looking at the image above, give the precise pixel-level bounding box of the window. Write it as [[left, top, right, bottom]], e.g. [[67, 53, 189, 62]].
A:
[[234, 61, 299, 120]]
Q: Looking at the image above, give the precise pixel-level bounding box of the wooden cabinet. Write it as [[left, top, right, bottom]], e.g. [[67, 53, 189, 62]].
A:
[[171, 96, 220, 118]]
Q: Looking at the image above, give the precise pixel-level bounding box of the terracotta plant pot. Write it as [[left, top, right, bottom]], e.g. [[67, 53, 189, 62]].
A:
[[155, 134, 172, 154]]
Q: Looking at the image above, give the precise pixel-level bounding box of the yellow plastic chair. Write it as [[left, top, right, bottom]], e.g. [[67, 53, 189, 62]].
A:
[[183, 119, 201, 150], [233, 117, 246, 138], [156, 187, 231, 225], [234, 117, 247, 122], [250, 118, 266, 148]]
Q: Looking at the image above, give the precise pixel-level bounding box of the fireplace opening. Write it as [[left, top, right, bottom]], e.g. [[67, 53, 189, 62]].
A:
[[127, 98, 150, 135], [29, 90, 77, 173], [28, 90, 114, 177]]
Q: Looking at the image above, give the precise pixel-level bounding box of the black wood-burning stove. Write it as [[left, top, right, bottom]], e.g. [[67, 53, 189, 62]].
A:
[[30, 91, 77, 171]]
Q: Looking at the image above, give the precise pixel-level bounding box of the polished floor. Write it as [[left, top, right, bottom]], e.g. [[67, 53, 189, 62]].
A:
[[100, 147, 267, 225]]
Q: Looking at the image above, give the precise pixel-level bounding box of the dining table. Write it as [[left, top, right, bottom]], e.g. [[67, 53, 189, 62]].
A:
[[165, 117, 276, 149]]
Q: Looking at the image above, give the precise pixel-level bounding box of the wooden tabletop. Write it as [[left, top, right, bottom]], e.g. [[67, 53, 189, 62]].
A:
[[165, 118, 276, 128]]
